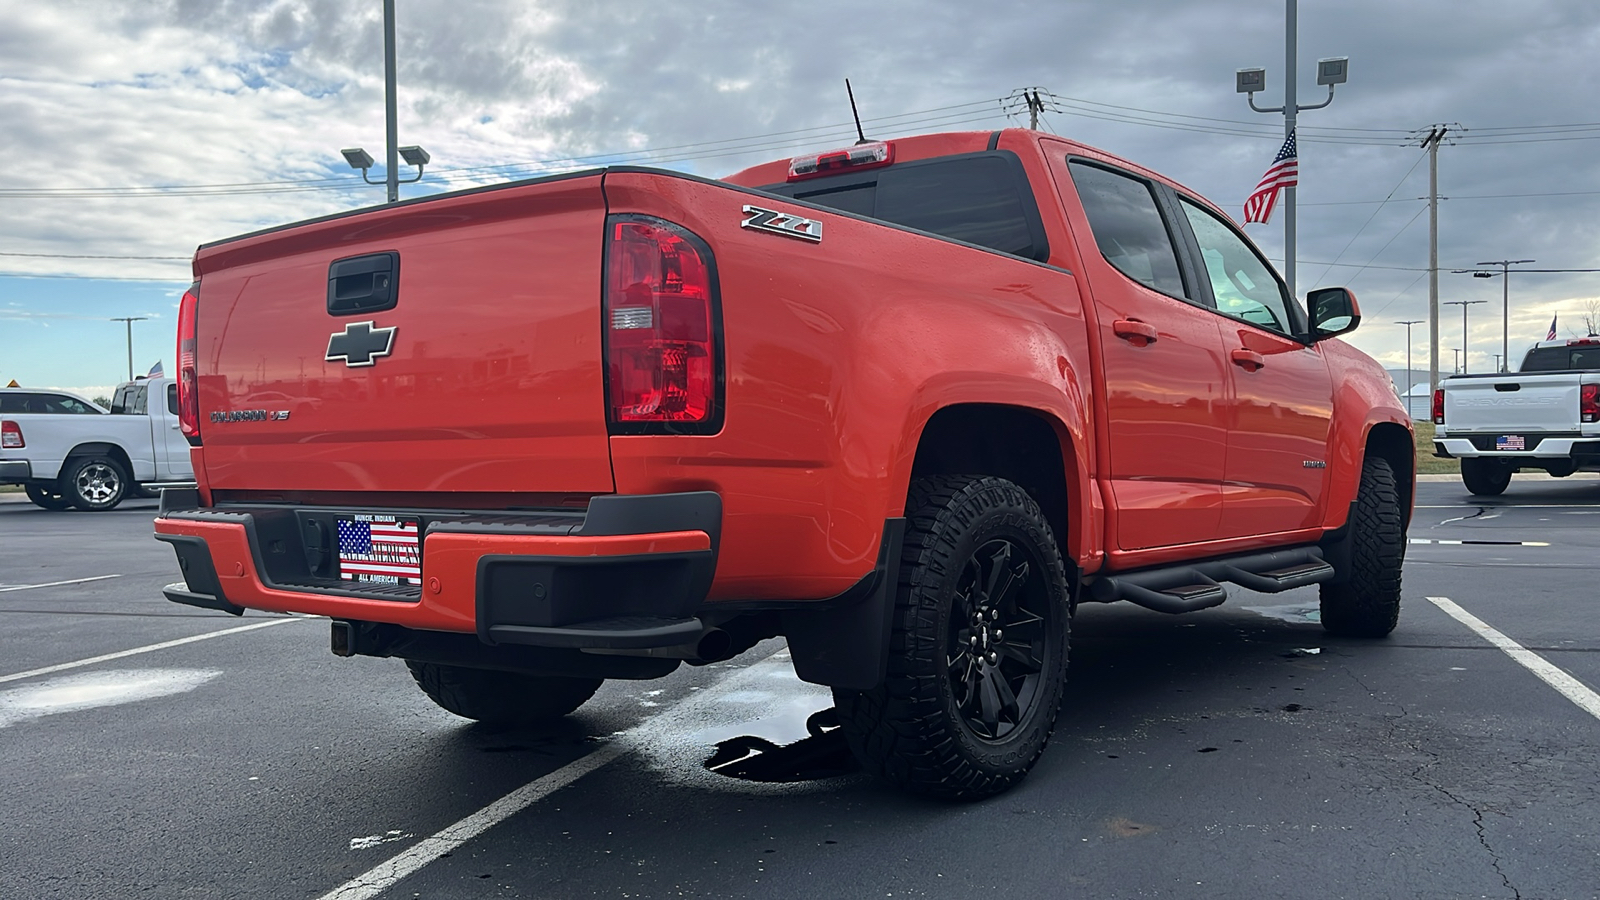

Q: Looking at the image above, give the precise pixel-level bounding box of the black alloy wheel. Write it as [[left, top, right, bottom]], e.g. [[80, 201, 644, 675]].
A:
[[834, 475, 1070, 800], [947, 538, 1051, 741]]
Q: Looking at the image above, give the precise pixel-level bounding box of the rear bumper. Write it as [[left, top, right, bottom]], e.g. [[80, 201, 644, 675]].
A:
[[153, 490, 721, 650], [1434, 436, 1600, 460], [0, 460, 31, 482]]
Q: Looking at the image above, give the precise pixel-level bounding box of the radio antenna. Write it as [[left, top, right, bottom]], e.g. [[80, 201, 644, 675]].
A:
[[846, 79, 869, 144]]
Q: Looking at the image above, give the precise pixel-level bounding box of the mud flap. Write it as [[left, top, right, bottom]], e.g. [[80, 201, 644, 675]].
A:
[[781, 518, 905, 691]]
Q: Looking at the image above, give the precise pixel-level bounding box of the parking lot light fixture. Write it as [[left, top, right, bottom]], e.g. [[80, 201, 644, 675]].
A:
[[342, 148, 384, 187]]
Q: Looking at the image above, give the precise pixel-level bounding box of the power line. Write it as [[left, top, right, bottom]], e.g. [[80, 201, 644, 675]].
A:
[[1306, 150, 1428, 289]]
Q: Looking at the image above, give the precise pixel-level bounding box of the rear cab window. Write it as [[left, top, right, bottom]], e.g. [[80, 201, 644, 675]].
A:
[[1521, 345, 1600, 371], [760, 151, 1050, 262]]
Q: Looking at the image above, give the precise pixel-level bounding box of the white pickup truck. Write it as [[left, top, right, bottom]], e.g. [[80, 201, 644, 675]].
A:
[[0, 377, 193, 510], [1432, 337, 1600, 495]]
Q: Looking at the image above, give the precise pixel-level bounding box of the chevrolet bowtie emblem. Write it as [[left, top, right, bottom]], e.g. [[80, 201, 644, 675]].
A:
[[326, 321, 397, 367]]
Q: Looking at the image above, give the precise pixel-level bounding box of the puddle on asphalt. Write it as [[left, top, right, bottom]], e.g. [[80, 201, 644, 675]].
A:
[[1240, 602, 1321, 625], [628, 654, 864, 793], [702, 706, 859, 783], [0, 668, 221, 728]]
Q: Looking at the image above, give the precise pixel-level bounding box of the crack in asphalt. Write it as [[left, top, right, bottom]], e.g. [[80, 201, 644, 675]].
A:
[[1436, 507, 1492, 527], [1341, 663, 1523, 900]]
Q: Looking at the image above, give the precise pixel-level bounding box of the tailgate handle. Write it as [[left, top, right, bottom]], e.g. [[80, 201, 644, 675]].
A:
[[1494, 383, 1521, 392], [327, 252, 399, 315]]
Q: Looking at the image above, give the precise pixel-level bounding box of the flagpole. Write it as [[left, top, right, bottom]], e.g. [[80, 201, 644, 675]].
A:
[[1284, 0, 1297, 299], [1236, 0, 1343, 298]]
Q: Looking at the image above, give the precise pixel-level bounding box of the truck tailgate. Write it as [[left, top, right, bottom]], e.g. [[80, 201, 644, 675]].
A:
[[1443, 374, 1581, 432], [192, 173, 615, 496]]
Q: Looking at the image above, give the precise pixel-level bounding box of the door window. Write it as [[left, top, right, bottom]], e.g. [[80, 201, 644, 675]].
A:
[[0, 392, 97, 414], [1068, 162, 1187, 299], [1180, 199, 1300, 335], [167, 383, 179, 415]]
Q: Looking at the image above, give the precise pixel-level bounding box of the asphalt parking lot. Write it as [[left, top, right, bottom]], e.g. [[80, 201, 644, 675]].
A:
[[2, 477, 1597, 900]]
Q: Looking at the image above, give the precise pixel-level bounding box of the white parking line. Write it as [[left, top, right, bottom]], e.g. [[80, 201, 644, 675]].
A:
[[316, 647, 791, 900], [0, 574, 123, 593], [0, 618, 301, 685], [1427, 596, 1600, 722], [1408, 539, 1550, 546]]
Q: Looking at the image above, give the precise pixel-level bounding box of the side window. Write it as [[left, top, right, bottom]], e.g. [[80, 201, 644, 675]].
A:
[[167, 383, 179, 416], [0, 393, 32, 414], [52, 396, 98, 414], [1067, 162, 1187, 299], [132, 385, 148, 416], [1180, 199, 1299, 335], [111, 384, 133, 414]]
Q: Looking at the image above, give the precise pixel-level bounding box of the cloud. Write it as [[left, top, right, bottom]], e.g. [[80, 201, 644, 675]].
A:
[[2, 0, 1599, 385]]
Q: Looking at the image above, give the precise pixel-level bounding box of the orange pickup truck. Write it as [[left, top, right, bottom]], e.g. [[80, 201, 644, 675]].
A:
[[154, 128, 1412, 798]]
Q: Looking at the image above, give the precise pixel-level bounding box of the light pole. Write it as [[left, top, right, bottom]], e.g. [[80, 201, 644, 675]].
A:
[[1452, 348, 1462, 374], [1396, 319, 1422, 417], [1235, 0, 1348, 298], [339, 0, 430, 203], [109, 317, 147, 382], [1444, 300, 1487, 374], [1465, 259, 1535, 372]]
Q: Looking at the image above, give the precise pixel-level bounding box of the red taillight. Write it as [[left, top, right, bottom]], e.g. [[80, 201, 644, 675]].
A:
[[1432, 388, 1445, 425], [786, 141, 894, 181], [0, 420, 22, 449], [1582, 384, 1599, 424], [176, 282, 202, 444], [603, 217, 720, 430]]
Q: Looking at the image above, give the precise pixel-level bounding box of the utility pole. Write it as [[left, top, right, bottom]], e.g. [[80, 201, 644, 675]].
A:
[[109, 317, 147, 382], [383, 0, 399, 204], [1445, 299, 1486, 374], [1396, 319, 1422, 418], [1027, 91, 1044, 130], [1413, 125, 1454, 396], [1236, 0, 1347, 299]]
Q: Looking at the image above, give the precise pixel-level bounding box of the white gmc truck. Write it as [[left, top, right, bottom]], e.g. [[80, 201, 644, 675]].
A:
[[0, 377, 193, 510], [1432, 337, 1600, 495]]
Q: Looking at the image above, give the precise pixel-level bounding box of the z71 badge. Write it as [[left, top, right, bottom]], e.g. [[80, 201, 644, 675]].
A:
[[740, 205, 823, 243]]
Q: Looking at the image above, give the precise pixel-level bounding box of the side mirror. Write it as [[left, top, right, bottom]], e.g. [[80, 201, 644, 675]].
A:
[[1308, 287, 1360, 341]]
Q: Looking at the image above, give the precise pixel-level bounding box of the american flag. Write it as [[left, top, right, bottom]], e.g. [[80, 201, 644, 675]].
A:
[[1244, 130, 1299, 225], [337, 517, 420, 583], [1547, 314, 1559, 341]]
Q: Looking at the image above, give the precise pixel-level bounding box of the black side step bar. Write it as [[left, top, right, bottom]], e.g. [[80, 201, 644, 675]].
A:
[[1087, 547, 1335, 615]]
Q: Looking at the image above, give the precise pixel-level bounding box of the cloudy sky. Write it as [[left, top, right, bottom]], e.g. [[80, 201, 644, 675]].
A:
[[3, 0, 1598, 397]]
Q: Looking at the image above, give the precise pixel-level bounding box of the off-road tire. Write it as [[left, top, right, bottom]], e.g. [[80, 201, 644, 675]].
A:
[[1460, 457, 1513, 496], [62, 455, 128, 511], [1320, 456, 1404, 637], [24, 484, 73, 511], [833, 475, 1070, 800], [405, 661, 601, 724]]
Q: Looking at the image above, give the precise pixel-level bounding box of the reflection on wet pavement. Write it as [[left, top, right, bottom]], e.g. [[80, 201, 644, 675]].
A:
[[703, 707, 861, 783]]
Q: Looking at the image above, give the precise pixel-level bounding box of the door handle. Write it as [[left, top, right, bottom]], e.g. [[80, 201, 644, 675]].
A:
[[1230, 348, 1266, 372], [1112, 319, 1158, 346]]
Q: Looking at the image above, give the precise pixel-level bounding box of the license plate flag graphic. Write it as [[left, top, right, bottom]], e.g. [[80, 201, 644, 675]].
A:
[[337, 516, 420, 584]]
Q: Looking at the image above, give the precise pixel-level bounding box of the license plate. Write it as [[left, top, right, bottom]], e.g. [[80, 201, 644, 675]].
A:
[[1495, 435, 1526, 451], [336, 515, 421, 585]]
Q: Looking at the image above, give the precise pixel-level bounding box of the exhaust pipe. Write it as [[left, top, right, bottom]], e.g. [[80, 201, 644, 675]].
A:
[[584, 626, 734, 663]]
